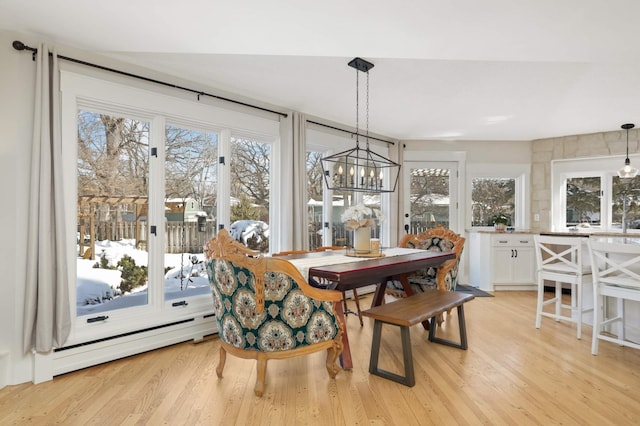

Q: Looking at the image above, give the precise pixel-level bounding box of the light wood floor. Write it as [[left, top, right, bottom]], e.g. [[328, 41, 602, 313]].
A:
[[2, 291, 640, 425]]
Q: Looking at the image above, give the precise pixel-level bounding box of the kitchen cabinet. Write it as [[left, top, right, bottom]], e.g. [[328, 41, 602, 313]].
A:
[[469, 231, 536, 291]]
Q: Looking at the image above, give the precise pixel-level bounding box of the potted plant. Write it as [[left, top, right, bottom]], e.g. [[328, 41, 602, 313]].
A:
[[492, 213, 509, 232]]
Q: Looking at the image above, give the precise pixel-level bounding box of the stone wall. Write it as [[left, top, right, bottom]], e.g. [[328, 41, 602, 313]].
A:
[[531, 128, 638, 232]]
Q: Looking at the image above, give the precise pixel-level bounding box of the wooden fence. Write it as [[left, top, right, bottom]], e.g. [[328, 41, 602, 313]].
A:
[[79, 220, 216, 258]]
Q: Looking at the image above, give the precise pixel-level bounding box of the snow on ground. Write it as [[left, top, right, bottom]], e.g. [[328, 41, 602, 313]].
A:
[[76, 239, 211, 315]]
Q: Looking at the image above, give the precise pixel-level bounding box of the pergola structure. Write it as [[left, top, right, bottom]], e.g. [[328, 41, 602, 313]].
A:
[[77, 195, 148, 260]]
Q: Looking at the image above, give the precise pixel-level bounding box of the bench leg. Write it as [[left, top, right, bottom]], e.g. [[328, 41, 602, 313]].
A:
[[368, 320, 416, 387], [428, 304, 468, 350]]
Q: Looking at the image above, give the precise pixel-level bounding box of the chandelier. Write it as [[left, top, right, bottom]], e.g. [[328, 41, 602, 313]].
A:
[[618, 123, 638, 178], [321, 58, 400, 193]]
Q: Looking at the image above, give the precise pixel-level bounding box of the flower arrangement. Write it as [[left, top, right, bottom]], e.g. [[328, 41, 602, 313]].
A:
[[341, 203, 385, 230]]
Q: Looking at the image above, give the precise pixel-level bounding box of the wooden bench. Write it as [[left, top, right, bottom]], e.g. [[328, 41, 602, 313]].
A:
[[361, 290, 474, 387]]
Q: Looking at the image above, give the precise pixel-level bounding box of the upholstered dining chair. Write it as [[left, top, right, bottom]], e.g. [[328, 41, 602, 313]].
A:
[[387, 226, 465, 297], [273, 245, 364, 326], [534, 235, 592, 339], [587, 239, 640, 355], [205, 230, 344, 396]]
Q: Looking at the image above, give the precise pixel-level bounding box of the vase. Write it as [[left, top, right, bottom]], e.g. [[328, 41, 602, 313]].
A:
[[494, 223, 506, 232], [354, 227, 371, 252]]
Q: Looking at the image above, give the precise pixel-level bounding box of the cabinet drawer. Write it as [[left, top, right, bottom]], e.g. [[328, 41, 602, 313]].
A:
[[492, 235, 533, 247]]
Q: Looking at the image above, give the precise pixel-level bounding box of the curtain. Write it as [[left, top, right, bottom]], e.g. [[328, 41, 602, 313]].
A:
[[23, 43, 71, 353], [291, 112, 308, 250]]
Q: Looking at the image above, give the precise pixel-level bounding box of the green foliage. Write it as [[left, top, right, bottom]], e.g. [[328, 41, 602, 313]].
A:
[[231, 194, 259, 222], [93, 253, 147, 293], [117, 255, 148, 293], [93, 256, 112, 270], [491, 213, 510, 225]]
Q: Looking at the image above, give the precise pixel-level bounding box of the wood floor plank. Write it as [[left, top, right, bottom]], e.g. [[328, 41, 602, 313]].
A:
[[2, 291, 640, 425]]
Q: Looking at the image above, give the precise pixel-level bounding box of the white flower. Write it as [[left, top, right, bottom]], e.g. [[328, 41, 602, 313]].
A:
[[341, 203, 372, 222], [341, 203, 385, 230]]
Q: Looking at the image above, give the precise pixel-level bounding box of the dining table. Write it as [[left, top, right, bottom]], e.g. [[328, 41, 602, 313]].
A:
[[282, 247, 456, 369]]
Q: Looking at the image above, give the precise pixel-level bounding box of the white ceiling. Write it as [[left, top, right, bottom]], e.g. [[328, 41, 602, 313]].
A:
[[3, 0, 640, 141]]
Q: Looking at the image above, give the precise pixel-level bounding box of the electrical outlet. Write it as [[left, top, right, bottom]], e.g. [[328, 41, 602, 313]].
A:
[[534, 213, 540, 222]]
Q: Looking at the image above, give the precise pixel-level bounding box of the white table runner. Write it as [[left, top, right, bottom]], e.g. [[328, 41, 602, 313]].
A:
[[284, 247, 424, 280]]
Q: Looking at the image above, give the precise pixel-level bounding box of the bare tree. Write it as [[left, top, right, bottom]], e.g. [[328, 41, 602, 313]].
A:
[[471, 178, 515, 226], [230, 137, 270, 213]]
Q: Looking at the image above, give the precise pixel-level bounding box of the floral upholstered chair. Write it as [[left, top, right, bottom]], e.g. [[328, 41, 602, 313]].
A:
[[204, 229, 344, 397], [387, 226, 465, 297]]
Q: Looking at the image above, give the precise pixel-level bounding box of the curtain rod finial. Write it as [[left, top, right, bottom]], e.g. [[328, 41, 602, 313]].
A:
[[12, 40, 26, 51]]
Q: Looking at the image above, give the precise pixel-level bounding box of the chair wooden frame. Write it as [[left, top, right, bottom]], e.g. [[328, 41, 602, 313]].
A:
[[205, 230, 344, 396], [588, 239, 640, 355], [534, 235, 592, 339]]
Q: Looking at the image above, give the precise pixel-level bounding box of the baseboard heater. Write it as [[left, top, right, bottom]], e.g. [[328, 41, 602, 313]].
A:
[[46, 313, 218, 380]]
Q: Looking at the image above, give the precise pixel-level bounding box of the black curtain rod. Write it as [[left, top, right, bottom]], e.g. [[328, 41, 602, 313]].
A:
[[306, 120, 395, 145], [12, 40, 288, 119]]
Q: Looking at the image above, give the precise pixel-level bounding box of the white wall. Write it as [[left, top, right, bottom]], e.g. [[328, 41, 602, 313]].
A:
[[0, 30, 38, 385]]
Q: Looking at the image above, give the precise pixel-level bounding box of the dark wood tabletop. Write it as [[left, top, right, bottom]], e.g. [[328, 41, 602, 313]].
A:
[[309, 251, 456, 290]]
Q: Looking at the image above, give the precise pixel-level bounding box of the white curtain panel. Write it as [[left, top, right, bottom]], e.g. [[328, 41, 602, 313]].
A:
[[290, 112, 308, 250], [23, 43, 71, 353]]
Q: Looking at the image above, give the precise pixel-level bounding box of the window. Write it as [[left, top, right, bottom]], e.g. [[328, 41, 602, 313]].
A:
[[306, 150, 324, 249], [566, 177, 600, 226], [61, 69, 280, 347], [467, 164, 528, 230], [551, 156, 640, 231], [406, 165, 456, 231], [229, 136, 271, 252], [471, 178, 515, 226], [76, 110, 151, 314]]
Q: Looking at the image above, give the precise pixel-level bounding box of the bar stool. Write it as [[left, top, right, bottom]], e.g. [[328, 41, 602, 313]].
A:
[[587, 239, 640, 355], [534, 235, 592, 339]]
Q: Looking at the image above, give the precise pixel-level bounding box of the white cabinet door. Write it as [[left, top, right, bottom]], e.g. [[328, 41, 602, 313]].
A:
[[512, 247, 535, 284], [491, 234, 536, 289], [492, 247, 513, 283]]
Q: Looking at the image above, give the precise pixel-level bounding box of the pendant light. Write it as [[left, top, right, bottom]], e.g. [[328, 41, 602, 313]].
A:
[[618, 123, 638, 178], [320, 58, 400, 193]]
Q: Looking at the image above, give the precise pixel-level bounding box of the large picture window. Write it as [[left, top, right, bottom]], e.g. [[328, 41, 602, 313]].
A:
[[61, 69, 280, 348], [552, 156, 640, 232]]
